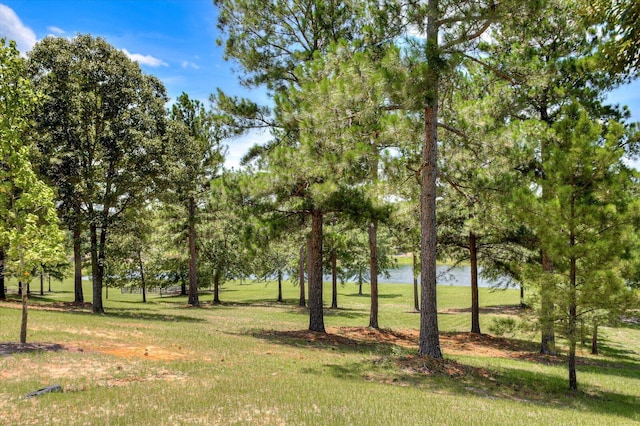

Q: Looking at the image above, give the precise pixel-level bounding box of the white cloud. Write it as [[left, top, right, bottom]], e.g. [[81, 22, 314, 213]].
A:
[[224, 129, 270, 170], [122, 48, 168, 67], [0, 4, 37, 53], [181, 60, 200, 69], [47, 26, 64, 34]]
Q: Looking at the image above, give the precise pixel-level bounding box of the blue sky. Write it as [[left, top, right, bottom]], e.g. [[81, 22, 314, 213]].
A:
[[1, 0, 639, 169], [0, 0, 268, 167]]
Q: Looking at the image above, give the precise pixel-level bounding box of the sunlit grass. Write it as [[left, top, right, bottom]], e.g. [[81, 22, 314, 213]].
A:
[[1, 277, 639, 425]]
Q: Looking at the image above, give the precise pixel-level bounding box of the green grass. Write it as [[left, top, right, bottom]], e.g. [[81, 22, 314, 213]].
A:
[[1, 277, 639, 425]]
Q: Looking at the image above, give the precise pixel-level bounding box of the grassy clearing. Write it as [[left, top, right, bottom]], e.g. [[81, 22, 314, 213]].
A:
[[1, 278, 639, 425]]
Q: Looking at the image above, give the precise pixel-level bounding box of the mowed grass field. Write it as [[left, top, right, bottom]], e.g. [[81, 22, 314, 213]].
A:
[[1, 277, 639, 425]]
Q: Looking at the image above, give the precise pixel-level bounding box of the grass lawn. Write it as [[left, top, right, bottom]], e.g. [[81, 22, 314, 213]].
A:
[[1, 277, 639, 425]]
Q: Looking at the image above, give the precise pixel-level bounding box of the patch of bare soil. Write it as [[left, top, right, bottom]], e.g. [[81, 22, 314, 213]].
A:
[[0, 340, 190, 362], [94, 344, 189, 361]]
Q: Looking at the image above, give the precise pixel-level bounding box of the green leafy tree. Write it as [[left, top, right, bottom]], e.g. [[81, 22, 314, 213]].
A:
[[479, 0, 629, 354], [214, 1, 396, 332], [28, 35, 167, 313], [586, 0, 640, 77], [389, 0, 539, 358], [104, 205, 160, 303], [436, 68, 535, 334], [164, 93, 225, 307], [514, 103, 639, 390], [0, 39, 65, 342]]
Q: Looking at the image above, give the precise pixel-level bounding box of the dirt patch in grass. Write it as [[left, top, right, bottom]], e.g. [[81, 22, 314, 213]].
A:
[[0, 340, 190, 362], [95, 344, 189, 361]]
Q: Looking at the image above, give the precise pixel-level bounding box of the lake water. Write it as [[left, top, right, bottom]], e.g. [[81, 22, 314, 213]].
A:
[[329, 264, 508, 288]]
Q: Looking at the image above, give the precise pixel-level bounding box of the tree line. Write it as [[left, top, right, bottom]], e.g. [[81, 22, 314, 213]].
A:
[[1, 0, 639, 391]]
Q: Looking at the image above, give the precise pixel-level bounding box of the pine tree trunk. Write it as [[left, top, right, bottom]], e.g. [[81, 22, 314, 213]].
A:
[[306, 234, 312, 296], [298, 244, 306, 307], [358, 274, 363, 296], [40, 272, 44, 296], [469, 231, 480, 334], [591, 322, 598, 355], [568, 262, 578, 390], [540, 252, 556, 355], [73, 221, 84, 303], [369, 222, 379, 329], [277, 270, 283, 303], [418, 3, 442, 359], [188, 197, 199, 307], [568, 191, 577, 391], [413, 252, 419, 312], [0, 247, 5, 300], [331, 249, 338, 309], [308, 210, 325, 333], [540, 108, 556, 355]]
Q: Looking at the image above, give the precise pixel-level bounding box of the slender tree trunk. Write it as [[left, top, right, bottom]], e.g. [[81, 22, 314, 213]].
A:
[[591, 321, 598, 355], [277, 270, 283, 303], [213, 268, 221, 304], [188, 197, 199, 307], [369, 222, 379, 329], [298, 244, 306, 307], [540, 108, 556, 355], [73, 222, 84, 303], [568, 190, 577, 391], [520, 284, 525, 308], [418, 2, 442, 358], [19, 248, 28, 343], [48, 275, 51, 292], [90, 221, 104, 314], [0, 247, 5, 300], [540, 252, 556, 355], [470, 231, 480, 334], [40, 272, 44, 296], [306, 235, 312, 306], [331, 249, 338, 309], [308, 210, 325, 333], [413, 251, 419, 312], [138, 251, 146, 303], [569, 255, 577, 390], [358, 274, 363, 296], [369, 150, 380, 328], [20, 287, 28, 343], [181, 279, 187, 296]]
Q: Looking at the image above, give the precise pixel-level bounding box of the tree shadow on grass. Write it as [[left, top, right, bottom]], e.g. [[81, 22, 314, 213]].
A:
[[245, 328, 400, 356], [247, 326, 640, 421], [343, 293, 402, 299], [103, 307, 208, 323], [0, 342, 66, 357], [309, 352, 640, 422], [0, 298, 207, 323]]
